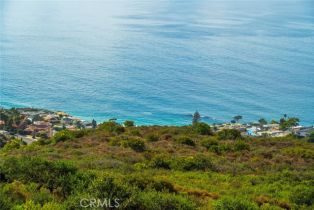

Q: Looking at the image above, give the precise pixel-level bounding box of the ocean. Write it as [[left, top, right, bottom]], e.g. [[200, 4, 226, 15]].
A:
[[1, 0, 314, 125]]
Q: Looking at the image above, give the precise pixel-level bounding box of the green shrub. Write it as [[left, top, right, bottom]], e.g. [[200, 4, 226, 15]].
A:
[[291, 185, 314, 206], [0, 192, 11, 210], [194, 122, 212, 135], [218, 129, 242, 140], [146, 134, 160, 142], [177, 137, 195, 146], [124, 176, 176, 193], [130, 129, 141, 136], [150, 155, 171, 169], [174, 155, 214, 171], [53, 130, 74, 143], [209, 143, 234, 154], [90, 176, 132, 206], [124, 138, 146, 152], [132, 191, 196, 210], [308, 132, 314, 143], [2, 139, 22, 151], [214, 197, 259, 210], [71, 129, 88, 138], [260, 203, 284, 210], [234, 141, 250, 151], [98, 121, 125, 135], [201, 138, 218, 149], [0, 157, 87, 198], [124, 120, 135, 127]]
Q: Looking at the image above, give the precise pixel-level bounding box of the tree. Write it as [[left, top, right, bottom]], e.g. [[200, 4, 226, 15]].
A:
[[124, 120, 135, 127], [279, 117, 299, 130], [192, 111, 201, 125], [233, 115, 242, 123], [92, 119, 97, 129], [258, 118, 267, 125], [270, 119, 278, 124], [217, 129, 242, 140], [194, 122, 212, 135]]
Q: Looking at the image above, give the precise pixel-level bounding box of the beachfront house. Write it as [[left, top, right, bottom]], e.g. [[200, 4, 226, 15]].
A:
[[295, 127, 314, 137]]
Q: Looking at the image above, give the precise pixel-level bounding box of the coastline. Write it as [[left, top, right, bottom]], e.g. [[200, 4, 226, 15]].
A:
[[1, 107, 314, 146], [0, 104, 312, 126]]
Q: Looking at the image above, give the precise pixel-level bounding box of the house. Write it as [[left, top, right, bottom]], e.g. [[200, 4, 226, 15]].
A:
[[295, 127, 314, 137], [62, 117, 74, 125], [24, 121, 53, 138]]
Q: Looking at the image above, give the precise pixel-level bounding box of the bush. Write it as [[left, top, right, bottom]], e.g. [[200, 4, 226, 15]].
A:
[[53, 130, 74, 143], [124, 138, 146, 152], [194, 122, 212, 135], [234, 141, 250, 151], [71, 129, 88, 138], [0, 157, 86, 198], [201, 138, 218, 149], [175, 155, 214, 171], [98, 121, 125, 135], [177, 137, 195, 146], [90, 177, 132, 202], [218, 129, 242, 140], [150, 155, 171, 169], [2, 139, 22, 151], [132, 191, 196, 210], [291, 185, 314, 206], [124, 176, 176, 193], [146, 134, 160, 142], [308, 132, 314, 143], [124, 120, 135, 127], [0, 192, 11, 210], [214, 197, 259, 210]]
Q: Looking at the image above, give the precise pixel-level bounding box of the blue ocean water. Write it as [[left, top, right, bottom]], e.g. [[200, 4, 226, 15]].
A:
[[1, 0, 314, 125]]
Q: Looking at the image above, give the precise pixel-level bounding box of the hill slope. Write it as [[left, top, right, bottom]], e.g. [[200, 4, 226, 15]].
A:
[[1, 122, 314, 209]]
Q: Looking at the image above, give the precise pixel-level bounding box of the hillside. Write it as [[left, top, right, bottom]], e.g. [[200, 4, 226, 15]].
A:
[[0, 122, 314, 210]]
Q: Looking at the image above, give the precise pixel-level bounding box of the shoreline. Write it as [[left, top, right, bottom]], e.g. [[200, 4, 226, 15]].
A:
[[0, 105, 312, 127], [1, 107, 314, 145]]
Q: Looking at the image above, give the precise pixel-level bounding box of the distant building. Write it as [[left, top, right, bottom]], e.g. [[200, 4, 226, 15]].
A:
[[24, 121, 53, 138], [295, 127, 314, 137]]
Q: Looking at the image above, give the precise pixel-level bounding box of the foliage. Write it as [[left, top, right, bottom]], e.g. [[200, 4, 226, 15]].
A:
[[214, 197, 259, 210], [132, 191, 196, 210], [290, 185, 314, 206], [259, 118, 268, 125], [174, 155, 214, 171], [149, 155, 171, 169], [217, 129, 242, 140], [124, 120, 135, 127], [308, 132, 314, 143], [0, 123, 314, 209], [52, 130, 74, 143], [192, 111, 201, 125], [98, 121, 125, 135], [233, 115, 243, 123], [234, 140, 250, 151], [146, 134, 160, 142], [279, 117, 299, 130], [2, 139, 23, 151], [176, 136, 195, 146], [123, 138, 146, 152], [193, 122, 212, 135]]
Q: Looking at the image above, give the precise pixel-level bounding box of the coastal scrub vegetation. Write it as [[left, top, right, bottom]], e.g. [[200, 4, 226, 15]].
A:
[[0, 120, 314, 209]]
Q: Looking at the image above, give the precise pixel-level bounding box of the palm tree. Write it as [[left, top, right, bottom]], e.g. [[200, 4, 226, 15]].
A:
[[233, 115, 242, 123]]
